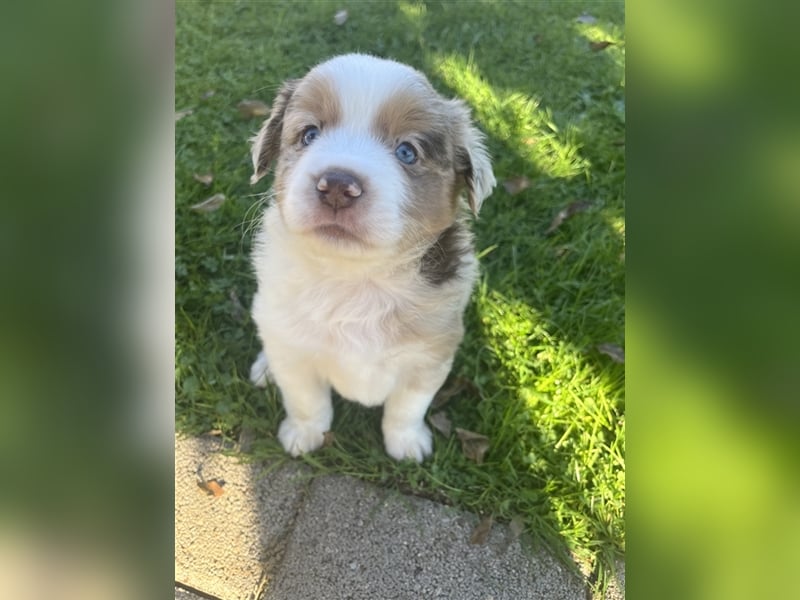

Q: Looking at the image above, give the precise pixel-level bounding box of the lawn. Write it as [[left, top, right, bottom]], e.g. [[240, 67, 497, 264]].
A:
[[176, 0, 624, 594]]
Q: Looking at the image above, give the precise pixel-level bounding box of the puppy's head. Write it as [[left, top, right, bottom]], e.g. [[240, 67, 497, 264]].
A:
[[251, 54, 495, 254]]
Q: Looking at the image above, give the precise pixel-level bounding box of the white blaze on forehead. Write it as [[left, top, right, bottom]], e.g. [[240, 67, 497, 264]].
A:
[[308, 54, 428, 128]]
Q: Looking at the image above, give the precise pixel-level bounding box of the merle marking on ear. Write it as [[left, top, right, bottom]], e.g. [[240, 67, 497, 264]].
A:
[[250, 80, 298, 185]]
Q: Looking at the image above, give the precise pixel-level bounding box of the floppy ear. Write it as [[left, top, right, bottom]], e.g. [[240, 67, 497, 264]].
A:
[[451, 101, 496, 215], [249, 80, 299, 185]]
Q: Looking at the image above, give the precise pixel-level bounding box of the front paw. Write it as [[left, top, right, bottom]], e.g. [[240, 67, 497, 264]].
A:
[[278, 417, 326, 457], [383, 423, 433, 462]]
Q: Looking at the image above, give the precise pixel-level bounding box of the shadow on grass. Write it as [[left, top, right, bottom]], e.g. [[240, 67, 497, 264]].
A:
[[402, 2, 625, 584]]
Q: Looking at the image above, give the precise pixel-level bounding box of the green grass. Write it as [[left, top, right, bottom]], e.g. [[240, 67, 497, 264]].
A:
[[176, 1, 624, 595]]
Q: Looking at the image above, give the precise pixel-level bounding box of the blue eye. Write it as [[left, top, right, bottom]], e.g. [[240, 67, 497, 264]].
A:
[[301, 126, 320, 146], [395, 142, 418, 165]]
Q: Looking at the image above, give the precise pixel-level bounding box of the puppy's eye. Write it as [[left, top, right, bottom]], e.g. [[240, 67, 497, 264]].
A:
[[301, 126, 320, 146], [394, 142, 418, 165]]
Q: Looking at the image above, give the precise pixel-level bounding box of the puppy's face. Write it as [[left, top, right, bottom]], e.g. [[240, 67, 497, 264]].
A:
[[251, 54, 495, 254]]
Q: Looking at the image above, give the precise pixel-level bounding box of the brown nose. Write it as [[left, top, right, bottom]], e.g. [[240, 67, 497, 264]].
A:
[[316, 171, 363, 210]]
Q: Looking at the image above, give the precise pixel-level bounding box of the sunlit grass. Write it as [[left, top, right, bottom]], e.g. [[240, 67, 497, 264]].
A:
[[436, 53, 589, 179]]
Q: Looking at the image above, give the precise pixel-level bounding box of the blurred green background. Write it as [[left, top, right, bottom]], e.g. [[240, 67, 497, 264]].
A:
[[628, 0, 800, 598]]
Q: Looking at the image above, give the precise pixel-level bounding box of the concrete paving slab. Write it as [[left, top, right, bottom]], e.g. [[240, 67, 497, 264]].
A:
[[175, 435, 310, 600], [176, 434, 623, 600], [175, 586, 210, 600], [264, 474, 589, 600]]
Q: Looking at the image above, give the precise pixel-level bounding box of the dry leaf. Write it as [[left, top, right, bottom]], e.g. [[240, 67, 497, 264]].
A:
[[545, 200, 593, 235], [207, 429, 223, 436], [502, 175, 531, 195], [469, 514, 494, 545], [428, 411, 452, 438], [575, 13, 597, 24], [455, 428, 490, 464], [175, 108, 194, 121], [333, 9, 348, 25], [597, 343, 625, 363], [431, 376, 478, 409], [197, 479, 225, 497], [237, 99, 270, 119], [193, 173, 213, 186], [191, 193, 226, 212], [554, 245, 571, 258], [589, 41, 614, 52], [237, 426, 256, 453], [509, 515, 525, 540], [322, 431, 336, 448]]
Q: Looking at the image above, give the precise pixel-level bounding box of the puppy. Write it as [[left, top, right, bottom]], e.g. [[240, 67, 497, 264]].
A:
[[248, 54, 495, 462]]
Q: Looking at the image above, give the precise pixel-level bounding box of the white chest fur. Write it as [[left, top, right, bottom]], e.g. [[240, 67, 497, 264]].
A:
[[251, 209, 441, 406]]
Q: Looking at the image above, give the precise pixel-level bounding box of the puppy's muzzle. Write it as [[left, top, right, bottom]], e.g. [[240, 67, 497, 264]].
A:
[[316, 171, 363, 211]]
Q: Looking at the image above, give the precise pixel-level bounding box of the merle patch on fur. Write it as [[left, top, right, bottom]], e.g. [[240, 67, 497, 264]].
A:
[[419, 223, 470, 285], [252, 81, 297, 179]]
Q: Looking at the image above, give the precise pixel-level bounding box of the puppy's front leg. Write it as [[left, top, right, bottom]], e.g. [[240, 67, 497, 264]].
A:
[[271, 361, 333, 457], [382, 381, 443, 462]]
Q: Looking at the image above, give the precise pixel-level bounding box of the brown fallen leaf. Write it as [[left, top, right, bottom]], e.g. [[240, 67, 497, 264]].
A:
[[554, 244, 571, 258], [589, 40, 615, 52], [322, 431, 336, 448], [431, 376, 478, 409], [597, 343, 625, 363], [237, 99, 270, 119], [502, 175, 531, 195], [469, 514, 494, 545], [193, 173, 213, 186], [428, 411, 452, 438], [545, 200, 593, 235], [191, 193, 226, 212], [175, 108, 194, 121], [197, 478, 225, 497], [455, 428, 490, 464], [509, 515, 525, 540], [237, 426, 256, 453]]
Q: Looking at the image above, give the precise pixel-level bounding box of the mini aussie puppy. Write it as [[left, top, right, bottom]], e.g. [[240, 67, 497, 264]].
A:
[[248, 53, 495, 462]]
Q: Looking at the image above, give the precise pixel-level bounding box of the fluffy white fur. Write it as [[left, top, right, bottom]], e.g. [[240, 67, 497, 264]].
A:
[[248, 54, 495, 462]]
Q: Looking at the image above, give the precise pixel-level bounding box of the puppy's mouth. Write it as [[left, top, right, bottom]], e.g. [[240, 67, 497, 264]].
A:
[[312, 223, 363, 245]]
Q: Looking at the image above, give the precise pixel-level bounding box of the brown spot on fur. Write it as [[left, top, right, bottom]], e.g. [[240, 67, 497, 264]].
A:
[[373, 87, 453, 167], [251, 80, 298, 183], [374, 87, 465, 241], [454, 145, 476, 210], [419, 221, 472, 286], [399, 166, 459, 242], [281, 73, 342, 145]]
